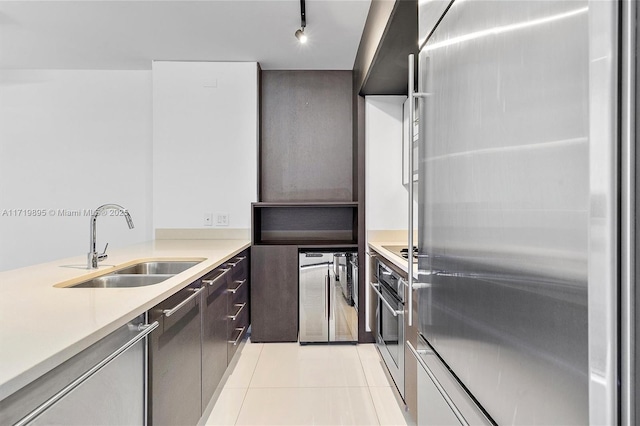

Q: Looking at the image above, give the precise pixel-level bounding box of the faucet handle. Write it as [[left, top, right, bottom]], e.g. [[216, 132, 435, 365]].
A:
[[98, 243, 109, 262]]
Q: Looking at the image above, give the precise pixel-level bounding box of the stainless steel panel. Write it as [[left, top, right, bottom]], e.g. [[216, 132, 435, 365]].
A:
[[0, 317, 148, 426], [635, 10, 640, 424], [620, 1, 636, 425], [417, 1, 590, 424], [329, 258, 358, 342], [418, 0, 454, 49], [375, 257, 405, 398], [376, 283, 405, 398], [412, 336, 492, 426], [299, 253, 332, 343], [29, 337, 146, 426], [587, 1, 619, 424]]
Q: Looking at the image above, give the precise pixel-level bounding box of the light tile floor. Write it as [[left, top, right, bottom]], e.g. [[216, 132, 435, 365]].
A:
[[205, 341, 409, 426]]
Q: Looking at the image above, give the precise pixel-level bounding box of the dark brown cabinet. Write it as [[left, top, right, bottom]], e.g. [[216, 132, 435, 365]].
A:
[[148, 281, 204, 426], [251, 204, 358, 343], [251, 245, 299, 342], [148, 249, 251, 425], [225, 251, 250, 360], [201, 266, 232, 411]]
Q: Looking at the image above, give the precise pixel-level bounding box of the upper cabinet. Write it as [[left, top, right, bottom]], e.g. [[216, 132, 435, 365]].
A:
[[152, 61, 259, 230], [260, 71, 353, 202]]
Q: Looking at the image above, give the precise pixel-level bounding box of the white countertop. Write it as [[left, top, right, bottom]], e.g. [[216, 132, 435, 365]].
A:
[[0, 239, 249, 401], [368, 241, 410, 274]]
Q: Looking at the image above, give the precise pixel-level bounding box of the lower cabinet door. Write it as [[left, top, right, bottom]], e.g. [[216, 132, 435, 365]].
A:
[[149, 283, 203, 426], [202, 272, 229, 409], [251, 245, 299, 342]]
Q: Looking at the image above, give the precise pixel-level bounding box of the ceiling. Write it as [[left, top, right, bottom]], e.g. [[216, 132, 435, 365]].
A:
[[0, 0, 372, 71]]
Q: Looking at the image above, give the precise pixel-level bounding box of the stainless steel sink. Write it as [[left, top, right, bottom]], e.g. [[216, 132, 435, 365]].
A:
[[111, 261, 202, 275], [63, 260, 204, 288], [70, 274, 173, 288]]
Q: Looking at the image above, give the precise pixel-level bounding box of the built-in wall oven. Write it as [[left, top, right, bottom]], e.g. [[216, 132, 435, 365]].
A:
[[370, 260, 404, 399]]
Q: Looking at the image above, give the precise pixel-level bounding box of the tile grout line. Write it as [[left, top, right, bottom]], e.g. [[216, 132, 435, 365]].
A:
[[231, 342, 264, 425], [357, 345, 384, 426]]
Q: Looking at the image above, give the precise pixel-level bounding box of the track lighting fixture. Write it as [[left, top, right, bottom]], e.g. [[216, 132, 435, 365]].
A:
[[295, 28, 307, 43], [295, 0, 307, 43]]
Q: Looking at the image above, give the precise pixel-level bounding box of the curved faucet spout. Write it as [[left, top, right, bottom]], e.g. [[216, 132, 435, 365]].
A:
[[88, 204, 134, 269]]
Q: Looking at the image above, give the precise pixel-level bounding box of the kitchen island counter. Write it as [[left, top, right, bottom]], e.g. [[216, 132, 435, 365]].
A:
[[0, 238, 249, 401]]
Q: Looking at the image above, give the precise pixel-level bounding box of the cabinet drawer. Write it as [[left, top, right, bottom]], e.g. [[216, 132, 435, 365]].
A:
[[203, 267, 231, 297], [227, 300, 248, 329], [227, 307, 249, 361], [228, 276, 248, 306], [225, 253, 248, 282]]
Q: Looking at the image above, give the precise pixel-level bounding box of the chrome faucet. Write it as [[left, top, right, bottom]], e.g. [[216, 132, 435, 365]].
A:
[[88, 204, 134, 269]]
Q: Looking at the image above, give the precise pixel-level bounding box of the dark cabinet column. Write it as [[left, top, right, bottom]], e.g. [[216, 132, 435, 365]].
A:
[[250, 245, 299, 342]]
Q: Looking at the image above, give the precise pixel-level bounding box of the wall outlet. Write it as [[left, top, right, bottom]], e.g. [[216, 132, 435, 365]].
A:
[[204, 213, 213, 226], [216, 213, 229, 227]]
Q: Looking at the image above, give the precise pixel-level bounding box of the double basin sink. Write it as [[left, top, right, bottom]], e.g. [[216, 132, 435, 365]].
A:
[[62, 260, 203, 288]]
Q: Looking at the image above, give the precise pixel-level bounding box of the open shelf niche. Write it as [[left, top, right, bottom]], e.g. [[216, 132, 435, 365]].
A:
[[252, 202, 358, 247]]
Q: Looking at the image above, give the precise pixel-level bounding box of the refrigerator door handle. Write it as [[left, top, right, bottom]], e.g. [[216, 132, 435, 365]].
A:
[[408, 53, 416, 327]]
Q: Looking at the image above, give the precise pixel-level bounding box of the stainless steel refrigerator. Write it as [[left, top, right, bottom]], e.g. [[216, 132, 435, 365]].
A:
[[408, 1, 637, 425], [299, 251, 358, 343]]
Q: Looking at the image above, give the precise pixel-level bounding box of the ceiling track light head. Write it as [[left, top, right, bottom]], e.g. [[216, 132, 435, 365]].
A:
[[295, 28, 307, 43]]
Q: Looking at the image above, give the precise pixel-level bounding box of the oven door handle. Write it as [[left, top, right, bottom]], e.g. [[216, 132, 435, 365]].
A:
[[369, 282, 403, 317]]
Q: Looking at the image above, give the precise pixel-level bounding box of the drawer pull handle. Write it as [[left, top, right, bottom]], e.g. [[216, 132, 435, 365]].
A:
[[228, 327, 245, 346], [163, 287, 204, 317], [228, 279, 246, 294], [202, 268, 230, 286], [228, 303, 246, 321], [226, 256, 246, 267]]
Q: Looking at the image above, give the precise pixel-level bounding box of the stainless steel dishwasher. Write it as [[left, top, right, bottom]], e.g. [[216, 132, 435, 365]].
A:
[[0, 315, 156, 426], [148, 280, 204, 426]]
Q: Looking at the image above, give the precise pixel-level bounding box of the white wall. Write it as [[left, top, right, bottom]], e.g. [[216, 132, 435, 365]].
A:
[[0, 70, 153, 271], [152, 62, 258, 230], [365, 96, 410, 230]]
